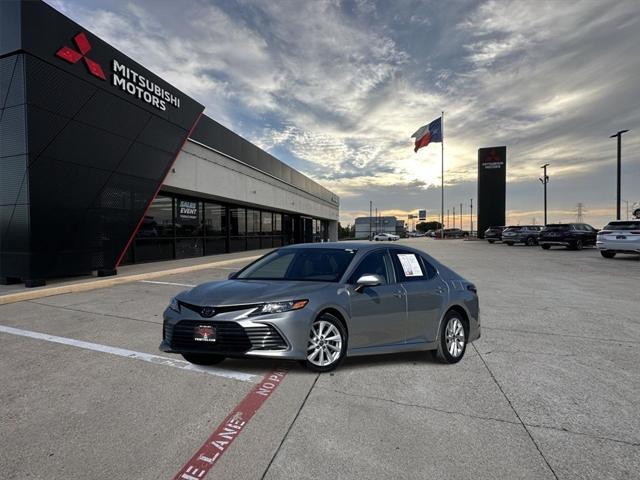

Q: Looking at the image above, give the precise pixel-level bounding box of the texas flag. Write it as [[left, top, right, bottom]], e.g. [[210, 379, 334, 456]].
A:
[[411, 117, 442, 152]]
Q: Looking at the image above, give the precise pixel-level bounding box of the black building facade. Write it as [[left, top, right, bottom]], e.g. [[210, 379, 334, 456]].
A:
[[0, 1, 338, 287]]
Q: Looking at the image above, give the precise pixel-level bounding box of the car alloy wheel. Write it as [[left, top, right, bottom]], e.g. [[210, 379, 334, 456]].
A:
[[541, 244, 551, 250], [433, 310, 467, 364], [305, 313, 347, 372], [526, 237, 536, 246], [445, 318, 465, 358], [574, 239, 583, 250]]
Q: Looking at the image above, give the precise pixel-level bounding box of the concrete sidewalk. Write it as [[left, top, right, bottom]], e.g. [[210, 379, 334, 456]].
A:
[[0, 248, 272, 304]]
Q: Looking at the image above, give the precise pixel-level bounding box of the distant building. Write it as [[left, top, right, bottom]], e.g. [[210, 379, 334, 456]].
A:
[[354, 216, 405, 239]]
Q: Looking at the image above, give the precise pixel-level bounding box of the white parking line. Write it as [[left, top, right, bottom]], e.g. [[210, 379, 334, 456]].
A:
[[0, 325, 255, 382], [139, 280, 196, 287]]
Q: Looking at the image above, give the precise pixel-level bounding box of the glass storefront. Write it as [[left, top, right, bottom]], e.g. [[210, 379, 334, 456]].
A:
[[121, 193, 330, 264]]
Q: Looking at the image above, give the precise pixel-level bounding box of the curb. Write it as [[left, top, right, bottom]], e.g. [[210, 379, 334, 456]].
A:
[[0, 255, 261, 306]]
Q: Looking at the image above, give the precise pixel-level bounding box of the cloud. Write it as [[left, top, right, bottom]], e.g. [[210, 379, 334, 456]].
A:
[[47, 0, 640, 229]]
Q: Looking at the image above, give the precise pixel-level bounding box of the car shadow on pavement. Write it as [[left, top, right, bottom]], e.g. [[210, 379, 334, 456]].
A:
[[339, 350, 446, 370]]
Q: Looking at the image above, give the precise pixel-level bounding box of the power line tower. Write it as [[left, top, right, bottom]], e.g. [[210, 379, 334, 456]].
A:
[[575, 203, 587, 222]]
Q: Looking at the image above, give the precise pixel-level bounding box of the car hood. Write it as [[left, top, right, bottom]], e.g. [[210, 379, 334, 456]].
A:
[[178, 279, 334, 306]]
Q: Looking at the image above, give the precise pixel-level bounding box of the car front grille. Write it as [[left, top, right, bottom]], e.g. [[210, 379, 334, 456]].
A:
[[165, 320, 287, 353]]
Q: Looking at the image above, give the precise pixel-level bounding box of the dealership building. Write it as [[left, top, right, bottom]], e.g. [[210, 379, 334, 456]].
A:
[[0, 0, 339, 287]]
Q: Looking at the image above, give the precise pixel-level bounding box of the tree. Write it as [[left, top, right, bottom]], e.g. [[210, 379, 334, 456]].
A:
[[416, 221, 442, 232], [338, 222, 354, 239]]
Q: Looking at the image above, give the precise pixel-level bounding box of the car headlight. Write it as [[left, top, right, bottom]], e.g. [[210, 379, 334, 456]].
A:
[[250, 300, 308, 316], [169, 297, 181, 313]]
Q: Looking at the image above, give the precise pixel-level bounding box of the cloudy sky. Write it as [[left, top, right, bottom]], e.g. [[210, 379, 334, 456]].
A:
[[48, 0, 640, 228]]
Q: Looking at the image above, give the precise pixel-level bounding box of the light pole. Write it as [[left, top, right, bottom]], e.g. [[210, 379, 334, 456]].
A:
[[470, 199, 473, 234], [610, 130, 629, 220], [369, 200, 372, 239], [539, 163, 550, 225], [453, 206, 456, 229]]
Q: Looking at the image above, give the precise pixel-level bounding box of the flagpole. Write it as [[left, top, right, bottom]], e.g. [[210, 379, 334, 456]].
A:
[[441, 110, 444, 234]]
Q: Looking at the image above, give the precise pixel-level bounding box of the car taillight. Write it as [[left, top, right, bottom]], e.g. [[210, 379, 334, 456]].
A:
[[467, 284, 477, 294]]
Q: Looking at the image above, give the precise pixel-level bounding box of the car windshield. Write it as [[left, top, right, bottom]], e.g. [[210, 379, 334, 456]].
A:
[[504, 226, 522, 232], [236, 248, 357, 282], [604, 221, 640, 230], [545, 224, 571, 231]]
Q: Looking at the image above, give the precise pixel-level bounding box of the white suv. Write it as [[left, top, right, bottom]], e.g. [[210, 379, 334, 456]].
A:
[[596, 220, 640, 258]]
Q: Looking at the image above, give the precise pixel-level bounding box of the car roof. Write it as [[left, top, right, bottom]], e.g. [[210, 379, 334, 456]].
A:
[[280, 241, 414, 253]]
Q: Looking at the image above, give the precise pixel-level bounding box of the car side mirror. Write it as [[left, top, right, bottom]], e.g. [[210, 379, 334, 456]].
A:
[[227, 271, 238, 279], [354, 274, 383, 293]]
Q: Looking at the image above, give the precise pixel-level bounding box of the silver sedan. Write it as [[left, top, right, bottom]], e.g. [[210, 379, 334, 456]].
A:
[[160, 243, 480, 372]]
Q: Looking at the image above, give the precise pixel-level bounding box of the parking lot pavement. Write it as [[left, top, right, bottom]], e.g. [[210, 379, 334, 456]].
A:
[[1, 240, 639, 479]]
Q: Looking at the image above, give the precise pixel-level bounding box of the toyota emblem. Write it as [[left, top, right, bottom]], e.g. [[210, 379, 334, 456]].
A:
[[200, 307, 215, 318]]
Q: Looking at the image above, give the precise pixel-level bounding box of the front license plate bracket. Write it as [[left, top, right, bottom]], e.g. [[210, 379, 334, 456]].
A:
[[194, 325, 217, 342]]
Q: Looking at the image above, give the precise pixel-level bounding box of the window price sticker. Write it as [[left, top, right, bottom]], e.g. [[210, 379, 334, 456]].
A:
[[397, 254, 423, 277]]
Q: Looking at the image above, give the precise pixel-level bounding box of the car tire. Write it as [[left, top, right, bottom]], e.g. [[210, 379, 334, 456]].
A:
[[601, 251, 616, 258], [432, 310, 467, 364], [526, 237, 536, 246], [488, 240, 495, 244], [541, 244, 551, 250], [304, 313, 348, 373], [181, 353, 226, 366], [572, 239, 584, 250], [505, 242, 514, 246]]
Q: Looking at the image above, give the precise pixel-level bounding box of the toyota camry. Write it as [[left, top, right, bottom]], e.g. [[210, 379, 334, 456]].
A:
[[160, 243, 480, 372]]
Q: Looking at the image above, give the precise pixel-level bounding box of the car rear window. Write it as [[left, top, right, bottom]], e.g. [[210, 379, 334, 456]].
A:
[[504, 227, 522, 232], [545, 224, 572, 231], [604, 222, 640, 230]]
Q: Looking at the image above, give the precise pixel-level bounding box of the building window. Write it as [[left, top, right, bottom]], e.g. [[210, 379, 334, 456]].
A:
[[204, 202, 226, 236], [138, 195, 173, 238], [261, 212, 273, 234], [229, 207, 246, 252], [273, 213, 282, 234], [175, 198, 203, 237], [246, 209, 260, 234], [230, 208, 246, 235]]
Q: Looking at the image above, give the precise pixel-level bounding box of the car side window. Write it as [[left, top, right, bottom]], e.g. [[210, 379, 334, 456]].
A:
[[391, 250, 434, 282], [348, 250, 390, 285]]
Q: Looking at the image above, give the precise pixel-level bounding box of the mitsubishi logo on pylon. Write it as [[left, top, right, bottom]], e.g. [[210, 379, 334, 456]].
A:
[[55, 32, 106, 80]]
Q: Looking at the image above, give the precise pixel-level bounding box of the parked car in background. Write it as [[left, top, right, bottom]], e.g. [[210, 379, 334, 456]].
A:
[[484, 226, 505, 243], [436, 228, 469, 239], [373, 232, 399, 241], [539, 223, 598, 250], [596, 220, 640, 258], [502, 225, 544, 246]]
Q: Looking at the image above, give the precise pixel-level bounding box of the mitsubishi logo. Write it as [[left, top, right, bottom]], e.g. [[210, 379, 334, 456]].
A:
[[55, 32, 106, 80]]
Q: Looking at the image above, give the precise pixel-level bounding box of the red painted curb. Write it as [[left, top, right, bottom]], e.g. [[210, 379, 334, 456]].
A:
[[172, 367, 289, 480]]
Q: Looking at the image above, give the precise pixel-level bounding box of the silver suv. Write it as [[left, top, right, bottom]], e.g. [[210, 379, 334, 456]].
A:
[[596, 220, 640, 258], [502, 225, 544, 246]]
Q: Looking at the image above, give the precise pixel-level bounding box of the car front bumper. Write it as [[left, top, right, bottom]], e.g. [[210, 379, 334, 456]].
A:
[[160, 306, 313, 360]]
